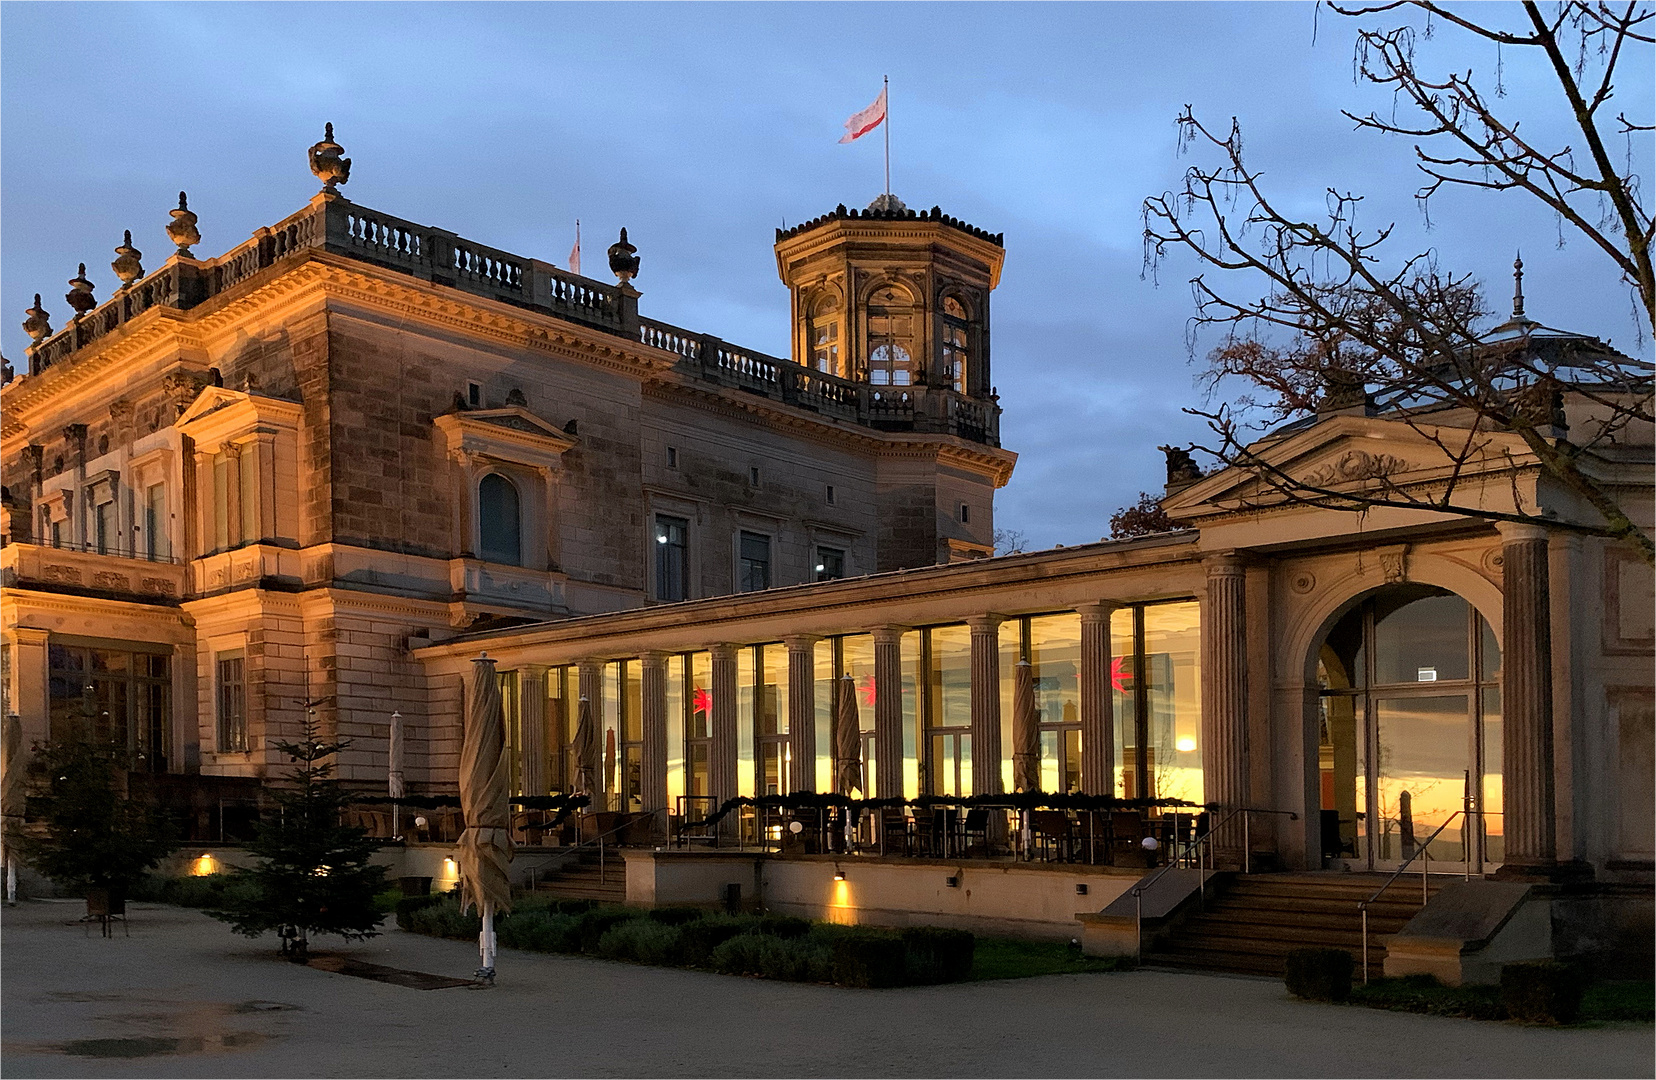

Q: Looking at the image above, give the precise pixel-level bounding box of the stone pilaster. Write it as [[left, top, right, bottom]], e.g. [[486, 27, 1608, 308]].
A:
[[1077, 601, 1119, 796], [518, 666, 547, 796], [967, 615, 1005, 797], [1497, 523, 1558, 876], [784, 636, 817, 793], [873, 627, 906, 799], [710, 644, 739, 828], [640, 652, 668, 816], [1202, 554, 1249, 864]]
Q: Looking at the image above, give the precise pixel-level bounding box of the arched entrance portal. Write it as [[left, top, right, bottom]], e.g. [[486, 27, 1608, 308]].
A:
[[1317, 584, 1503, 872]]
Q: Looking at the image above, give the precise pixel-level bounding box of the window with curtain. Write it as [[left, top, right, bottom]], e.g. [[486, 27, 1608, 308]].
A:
[[478, 472, 522, 566], [941, 296, 969, 393]]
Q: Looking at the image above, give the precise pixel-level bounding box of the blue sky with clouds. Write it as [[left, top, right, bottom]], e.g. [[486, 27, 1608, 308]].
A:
[[4, 2, 1649, 548]]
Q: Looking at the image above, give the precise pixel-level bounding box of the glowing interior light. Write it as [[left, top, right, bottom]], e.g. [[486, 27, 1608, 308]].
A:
[[656, 534, 668, 544], [191, 853, 217, 877], [1176, 736, 1197, 753]]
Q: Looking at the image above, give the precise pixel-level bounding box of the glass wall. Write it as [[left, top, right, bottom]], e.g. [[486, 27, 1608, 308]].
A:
[[601, 660, 643, 810], [813, 641, 835, 792], [547, 666, 573, 793], [998, 614, 1082, 793], [498, 669, 521, 794], [901, 631, 921, 797], [843, 635, 875, 795], [925, 625, 972, 796], [751, 644, 789, 797], [1143, 602, 1202, 804]]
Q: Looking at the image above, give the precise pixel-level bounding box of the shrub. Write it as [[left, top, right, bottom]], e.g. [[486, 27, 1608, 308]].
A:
[[678, 914, 758, 966], [499, 911, 580, 953], [648, 905, 709, 926], [754, 914, 812, 939], [1501, 961, 1587, 1025], [599, 919, 684, 965], [901, 927, 975, 984], [548, 897, 597, 917], [763, 936, 833, 982], [573, 907, 643, 953], [404, 896, 481, 940], [710, 932, 770, 975], [1284, 948, 1354, 1002], [395, 893, 444, 931], [829, 928, 907, 988]]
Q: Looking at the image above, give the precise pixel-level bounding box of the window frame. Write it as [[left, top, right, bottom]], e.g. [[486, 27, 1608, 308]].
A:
[[654, 513, 690, 602], [477, 470, 524, 567], [216, 650, 248, 754], [737, 530, 773, 593]]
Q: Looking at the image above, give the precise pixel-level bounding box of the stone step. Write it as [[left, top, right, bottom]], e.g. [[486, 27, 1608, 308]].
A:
[[1189, 908, 1413, 934]]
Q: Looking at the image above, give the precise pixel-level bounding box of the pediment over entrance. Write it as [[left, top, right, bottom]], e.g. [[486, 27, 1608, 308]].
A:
[[1162, 413, 1535, 532], [432, 406, 578, 472]]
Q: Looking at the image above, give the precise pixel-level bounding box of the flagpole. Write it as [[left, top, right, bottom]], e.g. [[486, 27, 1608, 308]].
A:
[[883, 75, 890, 198]]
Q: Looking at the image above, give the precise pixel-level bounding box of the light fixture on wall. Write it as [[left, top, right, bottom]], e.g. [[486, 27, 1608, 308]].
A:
[[1176, 736, 1197, 753], [833, 869, 846, 882], [944, 875, 959, 888], [1075, 883, 1089, 896]]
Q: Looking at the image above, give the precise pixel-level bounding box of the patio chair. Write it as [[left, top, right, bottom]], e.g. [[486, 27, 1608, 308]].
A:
[[878, 808, 912, 856], [1029, 810, 1074, 862], [959, 808, 991, 856]]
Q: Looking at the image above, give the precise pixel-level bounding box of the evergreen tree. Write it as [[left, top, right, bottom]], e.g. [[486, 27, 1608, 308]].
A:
[[12, 735, 178, 899], [208, 714, 386, 959]]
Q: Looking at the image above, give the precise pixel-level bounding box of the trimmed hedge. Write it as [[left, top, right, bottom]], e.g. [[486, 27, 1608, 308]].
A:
[[1285, 948, 1354, 1002], [1501, 961, 1586, 1025], [397, 894, 977, 988]]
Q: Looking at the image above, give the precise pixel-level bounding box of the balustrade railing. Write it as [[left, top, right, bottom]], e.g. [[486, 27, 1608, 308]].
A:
[[17, 195, 996, 445]]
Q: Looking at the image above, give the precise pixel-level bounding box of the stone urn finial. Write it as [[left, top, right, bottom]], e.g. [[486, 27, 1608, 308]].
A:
[[308, 122, 351, 193], [607, 227, 640, 286], [167, 192, 200, 257], [22, 294, 52, 343], [112, 230, 145, 286], [65, 264, 97, 316]]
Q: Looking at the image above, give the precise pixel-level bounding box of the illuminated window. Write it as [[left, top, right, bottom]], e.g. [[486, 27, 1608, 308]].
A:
[[810, 296, 842, 377], [478, 473, 521, 566], [144, 484, 168, 561], [867, 285, 917, 386], [941, 296, 969, 393], [815, 546, 845, 582]]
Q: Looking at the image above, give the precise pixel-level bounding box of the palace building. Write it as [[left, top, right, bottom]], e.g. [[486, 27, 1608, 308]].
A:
[[3, 128, 1651, 979]]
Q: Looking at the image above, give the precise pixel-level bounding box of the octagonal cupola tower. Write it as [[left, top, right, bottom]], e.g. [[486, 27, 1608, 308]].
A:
[[774, 194, 1006, 445]]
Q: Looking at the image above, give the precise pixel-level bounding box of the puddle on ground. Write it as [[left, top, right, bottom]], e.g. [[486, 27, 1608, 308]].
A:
[[58, 1032, 270, 1058]]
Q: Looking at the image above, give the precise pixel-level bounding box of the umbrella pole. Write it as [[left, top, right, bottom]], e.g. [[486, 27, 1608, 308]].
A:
[[5, 852, 15, 905], [478, 901, 497, 982], [392, 802, 400, 841]]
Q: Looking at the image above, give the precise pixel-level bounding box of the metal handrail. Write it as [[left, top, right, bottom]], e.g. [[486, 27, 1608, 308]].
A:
[[1357, 808, 1504, 983], [1131, 806, 1299, 957], [548, 807, 668, 888]]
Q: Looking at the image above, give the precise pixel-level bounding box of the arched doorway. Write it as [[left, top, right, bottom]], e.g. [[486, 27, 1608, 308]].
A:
[[1317, 584, 1503, 872]]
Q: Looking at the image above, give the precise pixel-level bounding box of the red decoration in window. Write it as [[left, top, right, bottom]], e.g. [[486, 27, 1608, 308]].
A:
[[1111, 656, 1132, 694], [857, 674, 876, 708], [692, 687, 712, 714]]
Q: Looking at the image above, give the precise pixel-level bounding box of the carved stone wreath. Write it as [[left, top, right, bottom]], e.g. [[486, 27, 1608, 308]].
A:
[[1300, 450, 1412, 489]]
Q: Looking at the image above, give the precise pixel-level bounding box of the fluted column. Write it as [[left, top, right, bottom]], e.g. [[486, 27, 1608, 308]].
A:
[[873, 627, 906, 799], [577, 660, 603, 804], [1077, 601, 1119, 796], [1202, 555, 1250, 866], [519, 666, 548, 796], [784, 636, 817, 793], [640, 652, 669, 817], [1498, 523, 1557, 875], [710, 644, 739, 833], [967, 615, 1005, 797]]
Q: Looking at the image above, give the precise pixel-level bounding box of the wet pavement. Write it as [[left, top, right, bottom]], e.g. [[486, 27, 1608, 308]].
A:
[[2, 898, 1650, 1078]]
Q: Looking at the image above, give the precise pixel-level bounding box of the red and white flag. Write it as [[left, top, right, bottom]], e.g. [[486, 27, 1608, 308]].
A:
[[839, 87, 887, 144], [568, 220, 581, 276]]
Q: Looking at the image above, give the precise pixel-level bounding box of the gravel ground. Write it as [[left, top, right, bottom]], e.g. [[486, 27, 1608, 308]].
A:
[[2, 899, 1650, 1079]]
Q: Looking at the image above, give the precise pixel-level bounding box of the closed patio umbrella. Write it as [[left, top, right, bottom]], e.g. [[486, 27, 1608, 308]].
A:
[[572, 696, 597, 798], [2, 713, 23, 905], [834, 675, 862, 796], [388, 711, 405, 839], [458, 655, 513, 981], [1012, 661, 1040, 859], [1012, 661, 1040, 792]]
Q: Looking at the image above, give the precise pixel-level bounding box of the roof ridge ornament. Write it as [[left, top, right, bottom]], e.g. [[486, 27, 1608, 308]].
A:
[[308, 122, 351, 194], [112, 230, 144, 287], [65, 263, 97, 316], [1512, 250, 1526, 322], [607, 227, 639, 286], [22, 294, 52, 343], [167, 192, 200, 257]]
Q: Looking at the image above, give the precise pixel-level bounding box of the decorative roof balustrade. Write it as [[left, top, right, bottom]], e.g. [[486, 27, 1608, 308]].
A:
[[22, 196, 998, 446]]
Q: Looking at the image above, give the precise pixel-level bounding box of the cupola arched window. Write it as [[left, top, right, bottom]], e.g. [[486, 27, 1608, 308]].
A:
[[941, 296, 970, 393], [867, 284, 918, 386], [478, 472, 522, 566], [809, 295, 843, 377]]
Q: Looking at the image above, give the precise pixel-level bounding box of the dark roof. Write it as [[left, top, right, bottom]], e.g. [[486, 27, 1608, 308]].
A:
[[777, 203, 1003, 247]]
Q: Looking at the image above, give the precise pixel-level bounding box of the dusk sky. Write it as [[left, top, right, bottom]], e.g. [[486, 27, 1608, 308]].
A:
[[4, 2, 1649, 549]]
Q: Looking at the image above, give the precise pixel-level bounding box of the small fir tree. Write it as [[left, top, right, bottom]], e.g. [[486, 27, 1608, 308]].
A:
[[208, 714, 386, 959], [11, 735, 178, 900]]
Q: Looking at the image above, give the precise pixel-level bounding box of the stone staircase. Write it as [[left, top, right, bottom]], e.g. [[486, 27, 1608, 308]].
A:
[[1142, 872, 1443, 977], [528, 847, 626, 905]]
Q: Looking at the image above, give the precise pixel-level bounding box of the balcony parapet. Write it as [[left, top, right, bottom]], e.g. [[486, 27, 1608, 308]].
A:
[[1, 540, 187, 601], [19, 196, 999, 446]]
